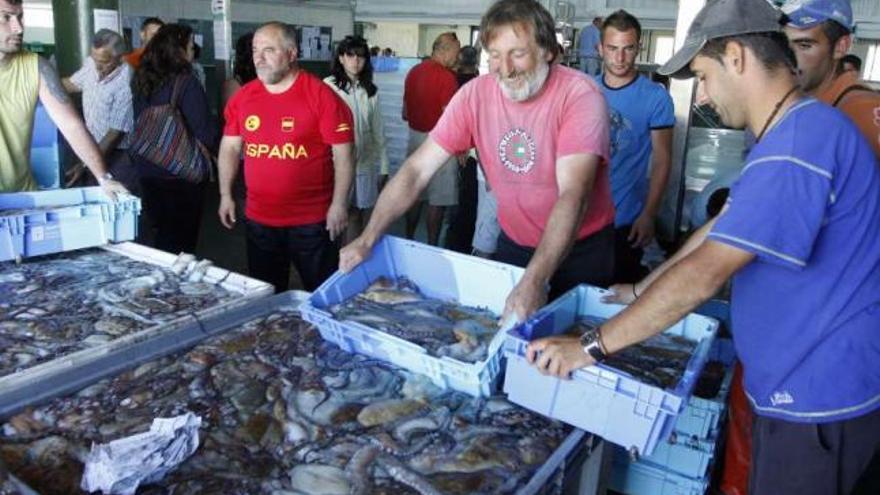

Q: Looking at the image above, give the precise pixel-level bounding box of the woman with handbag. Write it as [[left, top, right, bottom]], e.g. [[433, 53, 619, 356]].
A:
[[129, 24, 219, 255]]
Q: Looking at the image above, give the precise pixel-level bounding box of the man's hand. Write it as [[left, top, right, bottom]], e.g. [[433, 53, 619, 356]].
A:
[[99, 178, 129, 200], [218, 195, 237, 229], [326, 202, 348, 242], [601, 283, 638, 305], [526, 334, 593, 378], [628, 213, 655, 248], [65, 162, 88, 187], [502, 278, 548, 326], [339, 236, 372, 273]]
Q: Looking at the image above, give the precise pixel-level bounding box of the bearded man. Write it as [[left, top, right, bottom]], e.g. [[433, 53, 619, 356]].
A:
[[340, 0, 614, 324]]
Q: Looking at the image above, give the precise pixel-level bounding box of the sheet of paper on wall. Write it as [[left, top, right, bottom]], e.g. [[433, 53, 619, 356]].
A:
[[194, 34, 204, 47], [93, 9, 120, 34], [319, 34, 331, 60], [213, 20, 229, 60]]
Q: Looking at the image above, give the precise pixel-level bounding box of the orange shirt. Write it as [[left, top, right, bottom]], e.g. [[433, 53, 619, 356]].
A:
[[815, 72, 880, 159], [124, 48, 145, 69]]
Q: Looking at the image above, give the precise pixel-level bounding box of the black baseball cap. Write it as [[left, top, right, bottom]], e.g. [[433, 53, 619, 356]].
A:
[[658, 0, 786, 79]]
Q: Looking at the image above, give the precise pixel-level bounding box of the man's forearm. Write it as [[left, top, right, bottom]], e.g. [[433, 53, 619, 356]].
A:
[[638, 215, 718, 289], [217, 146, 241, 198], [522, 191, 586, 287], [98, 129, 124, 158], [603, 242, 733, 354], [642, 158, 670, 218], [64, 119, 109, 179], [330, 146, 354, 210]]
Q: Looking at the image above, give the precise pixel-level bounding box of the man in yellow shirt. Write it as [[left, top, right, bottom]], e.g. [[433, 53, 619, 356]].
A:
[[0, 0, 127, 195]]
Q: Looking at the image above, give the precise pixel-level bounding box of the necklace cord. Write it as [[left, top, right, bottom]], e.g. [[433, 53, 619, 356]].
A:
[[755, 86, 799, 143]]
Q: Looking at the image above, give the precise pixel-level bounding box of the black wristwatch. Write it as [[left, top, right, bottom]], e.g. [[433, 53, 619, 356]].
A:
[[579, 326, 608, 363]]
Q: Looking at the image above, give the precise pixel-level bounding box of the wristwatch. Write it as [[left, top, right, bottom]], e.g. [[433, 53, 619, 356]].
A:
[[98, 172, 114, 184], [579, 326, 608, 363]]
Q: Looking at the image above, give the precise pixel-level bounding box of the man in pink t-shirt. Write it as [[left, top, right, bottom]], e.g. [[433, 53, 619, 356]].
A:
[[341, 0, 614, 323]]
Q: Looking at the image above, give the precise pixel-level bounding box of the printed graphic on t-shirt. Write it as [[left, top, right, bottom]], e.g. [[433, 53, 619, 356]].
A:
[[244, 142, 309, 160], [245, 115, 261, 132], [608, 107, 633, 158], [498, 128, 537, 174], [281, 117, 295, 132]]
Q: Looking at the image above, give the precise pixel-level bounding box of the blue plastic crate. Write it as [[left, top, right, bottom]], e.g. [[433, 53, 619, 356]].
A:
[[621, 433, 719, 480], [615, 339, 735, 479], [503, 284, 719, 457], [610, 456, 710, 495], [300, 235, 524, 397], [673, 338, 736, 439], [0, 187, 141, 262]]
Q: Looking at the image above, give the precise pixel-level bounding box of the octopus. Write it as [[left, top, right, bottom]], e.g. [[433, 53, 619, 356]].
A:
[[0, 247, 255, 380], [328, 277, 502, 363], [0, 304, 578, 494]]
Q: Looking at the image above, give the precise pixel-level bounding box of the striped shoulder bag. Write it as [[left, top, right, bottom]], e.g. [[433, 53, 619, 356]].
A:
[[128, 75, 214, 182]]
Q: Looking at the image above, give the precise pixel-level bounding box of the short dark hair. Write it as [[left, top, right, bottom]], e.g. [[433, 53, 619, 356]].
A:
[[700, 32, 796, 75], [602, 9, 641, 42], [6, 0, 22, 5], [459, 45, 479, 68], [479, 0, 559, 62], [820, 19, 851, 47], [840, 53, 862, 71], [141, 17, 164, 31]]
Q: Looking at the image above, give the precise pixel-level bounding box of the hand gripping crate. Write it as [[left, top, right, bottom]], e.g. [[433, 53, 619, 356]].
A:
[[0, 187, 141, 262], [300, 235, 524, 397], [502, 284, 719, 457]]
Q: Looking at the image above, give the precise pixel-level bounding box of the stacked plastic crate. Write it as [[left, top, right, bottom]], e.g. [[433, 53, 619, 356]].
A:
[[609, 302, 736, 495], [0, 187, 141, 262]]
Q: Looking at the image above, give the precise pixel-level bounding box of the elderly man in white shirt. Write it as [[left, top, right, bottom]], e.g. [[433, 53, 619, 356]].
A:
[[62, 29, 134, 186]]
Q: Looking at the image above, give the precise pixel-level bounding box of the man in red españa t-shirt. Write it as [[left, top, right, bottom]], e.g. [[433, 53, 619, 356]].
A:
[[341, 0, 614, 325], [402, 32, 461, 246], [218, 22, 355, 292]]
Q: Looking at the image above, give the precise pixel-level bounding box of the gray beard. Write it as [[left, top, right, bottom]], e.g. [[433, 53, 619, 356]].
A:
[[498, 62, 551, 102], [257, 66, 288, 85]]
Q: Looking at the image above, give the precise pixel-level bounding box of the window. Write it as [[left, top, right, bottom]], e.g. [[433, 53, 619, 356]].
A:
[[865, 44, 880, 82], [653, 36, 675, 65]]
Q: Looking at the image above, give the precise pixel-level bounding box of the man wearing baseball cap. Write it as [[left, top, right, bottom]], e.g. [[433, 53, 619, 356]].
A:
[[527, 1, 880, 493], [782, 0, 880, 157]]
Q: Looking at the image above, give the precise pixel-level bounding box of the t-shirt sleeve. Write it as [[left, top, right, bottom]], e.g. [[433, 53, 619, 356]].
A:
[[557, 84, 609, 162], [709, 157, 831, 269], [318, 83, 354, 145], [430, 84, 474, 155], [223, 90, 242, 137], [650, 86, 675, 129]]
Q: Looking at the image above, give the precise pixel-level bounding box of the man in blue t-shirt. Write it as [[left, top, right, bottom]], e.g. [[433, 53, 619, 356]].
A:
[[595, 10, 674, 283], [578, 16, 602, 76], [526, 0, 880, 493]]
